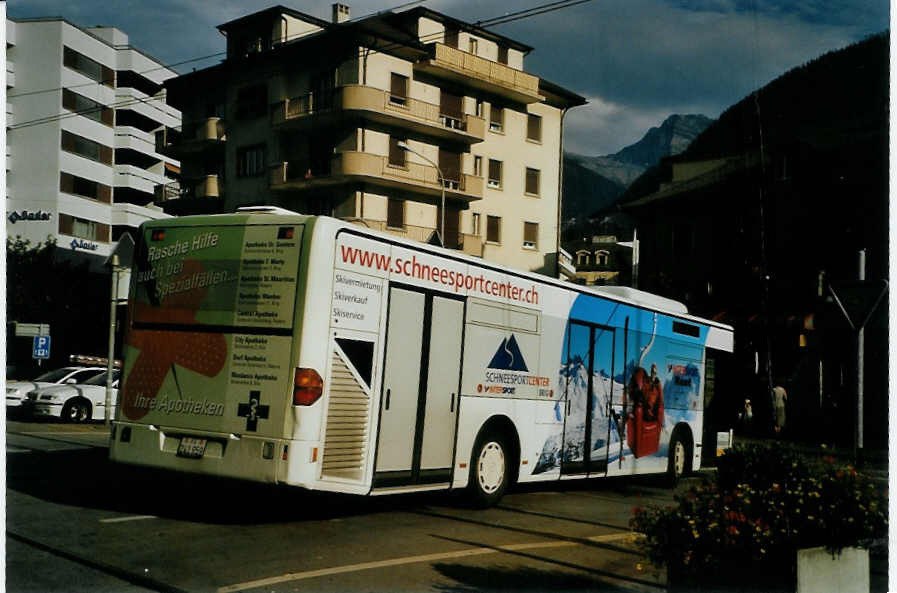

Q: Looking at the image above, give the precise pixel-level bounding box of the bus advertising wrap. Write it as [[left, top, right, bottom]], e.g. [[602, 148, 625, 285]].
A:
[[120, 223, 303, 436]]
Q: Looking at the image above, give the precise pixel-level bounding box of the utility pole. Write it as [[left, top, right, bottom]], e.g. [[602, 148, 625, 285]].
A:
[[856, 250, 865, 466], [105, 254, 119, 426]]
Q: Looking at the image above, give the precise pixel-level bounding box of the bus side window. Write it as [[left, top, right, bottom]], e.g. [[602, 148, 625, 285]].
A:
[[335, 338, 374, 388]]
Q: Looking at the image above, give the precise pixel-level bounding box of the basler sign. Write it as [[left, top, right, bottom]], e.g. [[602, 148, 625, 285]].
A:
[[8, 210, 51, 224]]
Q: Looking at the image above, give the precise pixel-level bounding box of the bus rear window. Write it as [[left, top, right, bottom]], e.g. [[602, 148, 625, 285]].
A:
[[132, 224, 302, 332]]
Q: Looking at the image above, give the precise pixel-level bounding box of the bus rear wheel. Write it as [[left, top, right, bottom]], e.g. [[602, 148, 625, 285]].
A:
[[667, 428, 692, 485], [469, 432, 510, 508]]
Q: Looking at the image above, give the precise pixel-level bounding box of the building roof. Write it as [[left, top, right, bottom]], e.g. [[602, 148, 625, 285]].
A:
[[217, 5, 332, 34]]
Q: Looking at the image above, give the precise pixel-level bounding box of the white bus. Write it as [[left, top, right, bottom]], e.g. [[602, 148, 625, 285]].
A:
[[110, 209, 734, 506]]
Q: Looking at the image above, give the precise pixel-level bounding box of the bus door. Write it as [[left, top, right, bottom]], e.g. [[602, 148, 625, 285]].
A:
[[562, 321, 615, 476], [374, 285, 464, 487]]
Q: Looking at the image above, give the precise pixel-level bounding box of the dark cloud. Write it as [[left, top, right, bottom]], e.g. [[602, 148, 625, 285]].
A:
[[7, 0, 889, 156]]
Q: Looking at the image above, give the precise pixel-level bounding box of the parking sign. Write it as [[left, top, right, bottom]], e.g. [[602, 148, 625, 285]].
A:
[[32, 336, 51, 359]]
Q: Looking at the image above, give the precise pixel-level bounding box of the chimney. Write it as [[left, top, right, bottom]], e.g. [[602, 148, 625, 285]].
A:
[[332, 4, 350, 23]]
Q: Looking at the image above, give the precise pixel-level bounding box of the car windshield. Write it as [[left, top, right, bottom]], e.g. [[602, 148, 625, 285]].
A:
[[32, 368, 77, 383], [83, 371, 119, 386]]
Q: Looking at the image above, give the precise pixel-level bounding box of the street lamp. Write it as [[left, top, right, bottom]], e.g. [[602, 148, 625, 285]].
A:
[[617, 228, 640, 288], [397, 141, 445, 247]]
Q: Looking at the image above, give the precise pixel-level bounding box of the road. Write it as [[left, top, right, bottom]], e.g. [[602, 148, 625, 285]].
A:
[[6, 420, 674, 593]]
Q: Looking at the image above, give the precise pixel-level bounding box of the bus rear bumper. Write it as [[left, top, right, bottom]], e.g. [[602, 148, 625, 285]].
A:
[[109, 421, 299, 486]]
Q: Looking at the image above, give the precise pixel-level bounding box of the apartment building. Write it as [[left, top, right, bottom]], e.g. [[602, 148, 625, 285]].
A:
[[6, 18, 179, 269], [158, 4, 584, 275]]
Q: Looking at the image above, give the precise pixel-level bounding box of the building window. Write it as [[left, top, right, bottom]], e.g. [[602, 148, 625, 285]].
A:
[[235, 84, 267, 120], [489, 105, 503, 132], [445, 29, 459, 48], [498, 45, 509, 65], [62, 89, 114, 126], [237, 144, 266, 177], [473, 155, 483, 177], [60, 172, 112, 203], [475, 100, 484, 118], [61, 130, 113, 165], [388, 136, 407, 167], [527, 114, 542, 142], [523, 222, 538, 249], [58, 214, 110, 242], [486, 215, 501, 244], [595, 250, 610, 266], [63, 47, 114, 87], [387, 199, 404, 228], [468, 37, 478, 55], [487, 159, 502, 189], [389, 73, 408, 106], [472, 212, 481, 236], [525, 167, 540, 196], [576, 250, 590, 265]]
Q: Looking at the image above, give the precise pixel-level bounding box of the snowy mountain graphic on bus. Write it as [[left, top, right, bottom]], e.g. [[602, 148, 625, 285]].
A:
[[532, 358, 624, 474], [487, 335, 529, 372]]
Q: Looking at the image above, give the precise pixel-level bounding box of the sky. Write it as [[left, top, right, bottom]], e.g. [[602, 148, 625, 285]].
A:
[[8, 0, 889, 156]]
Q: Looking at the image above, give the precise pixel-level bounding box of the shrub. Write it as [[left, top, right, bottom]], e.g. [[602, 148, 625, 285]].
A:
[[631, 444, 887, 589]]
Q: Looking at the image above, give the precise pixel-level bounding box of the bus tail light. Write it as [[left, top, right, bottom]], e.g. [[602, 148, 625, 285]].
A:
[[293, 368, 323, 406]]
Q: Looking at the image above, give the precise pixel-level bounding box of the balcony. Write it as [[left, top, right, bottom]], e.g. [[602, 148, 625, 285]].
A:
[[345, 218, 482, 254], [155, 176, 223, 216], [415, 44, 543, 104], [272, 85, 485, 144], [155, 118, 226, 158], [270, 151, 483, 203]]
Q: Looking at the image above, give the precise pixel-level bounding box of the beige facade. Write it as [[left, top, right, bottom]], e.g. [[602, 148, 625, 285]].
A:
[[158, 5, 584, 275]]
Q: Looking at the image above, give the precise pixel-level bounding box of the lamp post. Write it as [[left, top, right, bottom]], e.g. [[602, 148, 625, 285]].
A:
[[105, 254, 120, 426], [617, 228, 640, 288], [397, 141, 445, 247]]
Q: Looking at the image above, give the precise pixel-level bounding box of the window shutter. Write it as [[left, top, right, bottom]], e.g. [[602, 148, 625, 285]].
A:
[[390, 73, 407, 103], [98, 184, 112, 203], [387, 199, 404, 228], [445, 29, 459, 48], [488, 159, 501, 184], [498, 46, 509, 64], [525, 168, 540, 195], [388, 137, 406, 166], [58, 214, 74, 235], [439, 89, 463, 120], [527, 114, 542, 141], [489, 105, 503, 130], [59, 173, 74, 194], [487, 215, 500, 243], [97, 223, 111, 242], [524, 222, 538, 247]]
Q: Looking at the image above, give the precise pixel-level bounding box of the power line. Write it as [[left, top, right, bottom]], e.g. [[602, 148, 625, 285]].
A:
[[8, 0, 591, 132]]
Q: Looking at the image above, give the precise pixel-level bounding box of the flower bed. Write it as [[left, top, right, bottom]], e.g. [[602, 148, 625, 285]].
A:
[[631, 443, 887, 590]]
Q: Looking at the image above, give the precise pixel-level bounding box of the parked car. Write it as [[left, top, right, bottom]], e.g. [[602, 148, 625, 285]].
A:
[[26, 369, 121, 423], [6, 366, 106, 410]]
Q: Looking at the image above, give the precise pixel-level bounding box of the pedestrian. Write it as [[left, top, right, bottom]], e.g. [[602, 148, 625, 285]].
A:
[[772, 383, 787, 434], [738, 398, 753, 434]]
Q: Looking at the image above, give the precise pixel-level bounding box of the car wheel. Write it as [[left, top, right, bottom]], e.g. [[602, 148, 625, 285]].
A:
[[62, 399, 91, 423], [469, 431, 511, 508], [667, 428, 692, 485]]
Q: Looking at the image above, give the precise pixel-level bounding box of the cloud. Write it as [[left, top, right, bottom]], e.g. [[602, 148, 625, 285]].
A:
[[8, 0, 888, 156], [562, 95, 713, 156]]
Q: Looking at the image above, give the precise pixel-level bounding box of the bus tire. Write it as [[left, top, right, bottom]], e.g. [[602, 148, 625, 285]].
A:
[[468, 431, 511, 508], [667, 427, 692, 485], [62, 399, 91, 424]]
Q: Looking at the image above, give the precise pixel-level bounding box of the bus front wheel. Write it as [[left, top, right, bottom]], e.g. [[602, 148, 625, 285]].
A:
[[469, 432, 510, 508]]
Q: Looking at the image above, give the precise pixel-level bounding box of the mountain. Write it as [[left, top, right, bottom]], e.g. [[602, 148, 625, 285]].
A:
[[562, 114, 713, 223]]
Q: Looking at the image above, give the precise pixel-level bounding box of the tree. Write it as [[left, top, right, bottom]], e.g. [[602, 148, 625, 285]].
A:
[[7, 236, 110, 375]]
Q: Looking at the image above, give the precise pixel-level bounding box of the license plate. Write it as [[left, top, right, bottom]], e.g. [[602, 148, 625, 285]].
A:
[[177, 437, 207, 459]]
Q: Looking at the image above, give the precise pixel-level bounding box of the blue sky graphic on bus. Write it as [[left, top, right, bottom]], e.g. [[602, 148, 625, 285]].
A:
[[533, 293, 708, 475]]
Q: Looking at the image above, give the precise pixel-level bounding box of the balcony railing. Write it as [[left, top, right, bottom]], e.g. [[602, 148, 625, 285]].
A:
[[154, 175, 220, 204], [270, 152, 483, 202], [272, 86, 485, 142], [416, 44, 543, 104], [155, 118, 226, 156]]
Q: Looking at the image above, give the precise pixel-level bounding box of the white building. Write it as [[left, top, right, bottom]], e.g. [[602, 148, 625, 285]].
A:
[[6, 17, 180, 269]]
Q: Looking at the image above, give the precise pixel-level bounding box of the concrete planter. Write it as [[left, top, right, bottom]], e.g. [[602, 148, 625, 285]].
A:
[[797, 546, 869, 593]]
